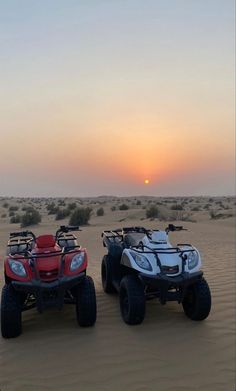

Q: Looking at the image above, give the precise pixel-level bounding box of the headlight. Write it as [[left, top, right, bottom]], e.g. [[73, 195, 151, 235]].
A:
[[131, 252, 152, 271], [9, 260, 27, 277], [70, 253, 85, 271], [188, 251, 199, 270]]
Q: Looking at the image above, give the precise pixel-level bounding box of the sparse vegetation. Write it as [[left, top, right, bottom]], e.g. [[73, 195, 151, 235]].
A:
[[21, 208, 41, 227], [146, 205, 159, 219], [46, 202, 59, 215], [10, 215, 21, 224], [119, 204, 129, 211], [96, 207, 104, 216], [171, 204, 184, 210], [67, 202, 77, 211], [55, 208, 70, 220], [191, 206, 200, 211], [9, 206, 19, 212], [69, 207, 92, 226], [209, 209, 232, 220], [170, 211, 195, 222]]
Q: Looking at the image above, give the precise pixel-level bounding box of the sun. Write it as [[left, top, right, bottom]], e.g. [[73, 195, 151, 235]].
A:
[[144, 179, 150, 185]]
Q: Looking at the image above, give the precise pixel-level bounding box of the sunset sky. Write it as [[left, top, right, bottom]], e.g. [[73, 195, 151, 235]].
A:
[[0, 0, 235, 197]]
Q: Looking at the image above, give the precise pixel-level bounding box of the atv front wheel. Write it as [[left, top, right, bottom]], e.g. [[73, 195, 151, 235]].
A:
[[182, 278, 211, 321], [101, 255, 116, 293], [119, 275, 145, 325], [1, 284, 22, 338], [76, 276, 97, 327]]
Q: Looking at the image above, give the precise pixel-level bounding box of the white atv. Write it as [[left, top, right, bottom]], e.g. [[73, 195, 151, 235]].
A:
[[101, 225, 211, 325]]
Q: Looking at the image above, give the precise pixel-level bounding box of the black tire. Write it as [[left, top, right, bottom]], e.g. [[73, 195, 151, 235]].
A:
[[101, 255, 116, 293], [182, 278, 211, 321], [119, 275, 145, 325], [76, 276, 97, 327], [1, 284, 22, 338]]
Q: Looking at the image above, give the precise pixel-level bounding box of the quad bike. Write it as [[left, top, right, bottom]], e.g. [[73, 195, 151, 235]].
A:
[[1, 226, 96, 338], [101, 224, 211, 325]]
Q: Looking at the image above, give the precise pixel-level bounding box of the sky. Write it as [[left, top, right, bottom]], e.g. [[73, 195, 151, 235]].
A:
[[0, 0, 235, 197]]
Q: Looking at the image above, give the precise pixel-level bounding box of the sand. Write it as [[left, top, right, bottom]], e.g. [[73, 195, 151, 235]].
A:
[[0, 197, 235, 391]]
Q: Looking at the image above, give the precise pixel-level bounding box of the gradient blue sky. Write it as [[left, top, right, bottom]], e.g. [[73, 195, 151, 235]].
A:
[[0, 0, 235, 196]]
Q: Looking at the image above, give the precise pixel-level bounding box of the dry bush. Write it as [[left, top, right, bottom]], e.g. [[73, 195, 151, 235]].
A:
[[21, 208, 41, 227], [119, 204, 129, 210], [69, 207, 92, 226], [97, 207, 104, 216], [146, 205, 159, 218], [10, 215, 21, 224]]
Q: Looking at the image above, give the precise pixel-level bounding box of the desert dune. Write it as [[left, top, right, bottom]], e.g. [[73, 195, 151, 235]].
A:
[[0, 196, 235, 391]]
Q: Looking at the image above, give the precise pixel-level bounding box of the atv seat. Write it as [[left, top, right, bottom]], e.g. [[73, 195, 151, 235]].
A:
[[123, 233, 145, 248], [36, 235, 56, 248]]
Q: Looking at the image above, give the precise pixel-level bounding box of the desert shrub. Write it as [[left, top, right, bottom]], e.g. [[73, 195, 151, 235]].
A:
[[209, 209, 217, 219], [146, 205, 159, 218], [1, 213, 7, 218], [9, 211, 15, 217], [22, 205, 30, 211], [10, 214, 21, 224], [67, 202, 77, 211], [191, 206, 200, 211], [136, 200, 141, 206], [55, 208, 70, 220], [3, 202, 9, 208], [171, 204, 183, 210], [9, 206, 19, 212], [21, 208, 41, 227], [119, 204, 129, 211], [58, 199, 66, 206], [96, 207, 104, 216], [170, 211, 195, 222], [69, 207, 92, 226], [203, 204, 210, 209], [111, 206, 116, 211], [46, 203, 59, 215], [209, 209, 232, 220]]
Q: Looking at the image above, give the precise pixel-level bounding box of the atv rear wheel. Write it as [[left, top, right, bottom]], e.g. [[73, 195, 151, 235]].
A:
[[76, 276, 97, 327], [119, 275, 145, 325], [1, 284, 22, 338], [182, 278, 211, 321], [101, 255, 116, 293]]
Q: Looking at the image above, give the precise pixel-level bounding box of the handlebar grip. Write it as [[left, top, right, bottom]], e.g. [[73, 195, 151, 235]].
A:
[[59, 225, 80, 233]]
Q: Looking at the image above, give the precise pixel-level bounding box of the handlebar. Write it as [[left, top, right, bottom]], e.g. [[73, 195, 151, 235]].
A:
[[165, 224, 187, 233], [56, 225, 81, 238]]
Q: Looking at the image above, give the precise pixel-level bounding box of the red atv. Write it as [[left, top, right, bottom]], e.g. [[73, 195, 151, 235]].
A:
[[1, 225, 97, 338]]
